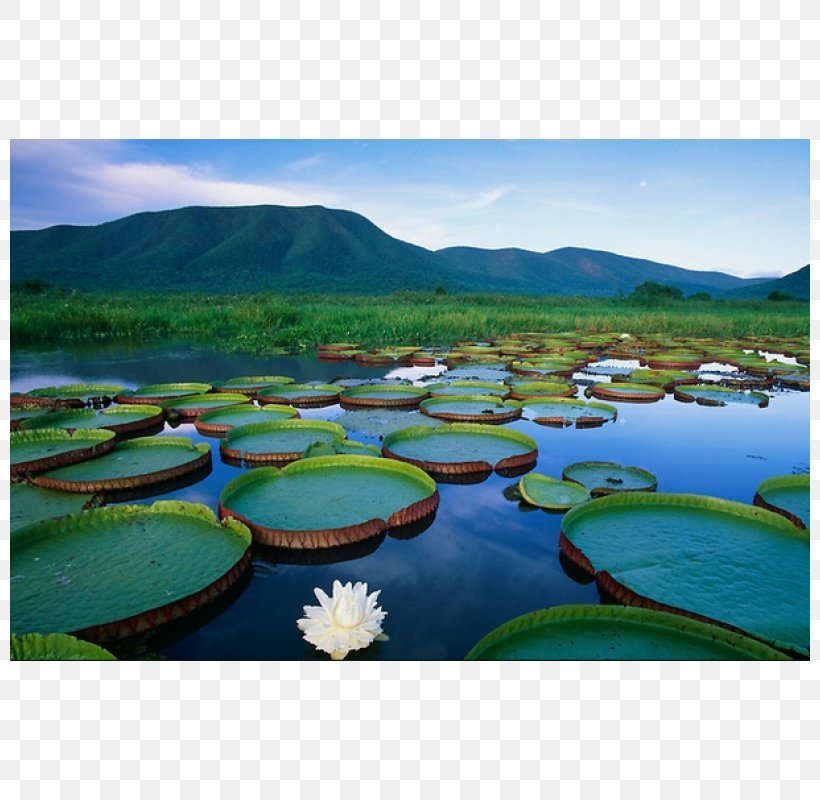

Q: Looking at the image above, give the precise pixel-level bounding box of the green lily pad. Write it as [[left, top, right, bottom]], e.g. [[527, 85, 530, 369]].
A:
[[424, 380, 510, 397], [507, 381, 577, 400], [32, 436, 211, 493], [627, 369, 697, 390], [211, 375, 294, 394], [673, 384, 770, 407], [257, 383, 342, 407], [194, 403, 299, 436], [20, 404, 166, 434], [219, 455, 439, 548], [27, 384, 126, 406], [116, 382, 213, 404], [339, 384, 429, 408], [302, 440, 382, 459], [644, 351, 703, 370], [332, 409, 445, 439], [465, 605, 791, 660], [383, 423, 538, 475], [560, 492, 809, 655], [160, 392, 251, 418], [11, 501, 251, 639], [511, 359, 578, 377], [420, 395, 522, 423], [12, 428, 117, 477], [11, 633, 117, 661], [518, 474, 591, 511], [11, 405, 58, 429], [562, 461, 657, 495], [589, 381, 666, 403], [444, 363, 513, 382], [521, 398, 617, 427], [220, 420, 346, 464], [11, 483, 99, 538], [754, 474, 809, 529]]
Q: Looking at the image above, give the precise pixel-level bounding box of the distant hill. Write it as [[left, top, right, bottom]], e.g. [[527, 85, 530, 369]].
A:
[[725, 264, 809, 300], [11, 203, 787, 296]]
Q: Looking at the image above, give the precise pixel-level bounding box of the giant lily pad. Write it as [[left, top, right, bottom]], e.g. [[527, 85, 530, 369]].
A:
[[444, 363, 513, 382], [332, 409, 444, 439], [673, 384, 769, 407], [562, 461, 657, 495], [420, 395, 522, 424], [465, 605, 790, 660], [644, 352, 703, 370], [424, 380, 510, 398], [11, 404, 60, 430], [12, 429, 117, 478], [31, 436, 211, 493], [507, 381, 577, 400], [627, 369, 698, 391], [210, 375, 294, 396], [27, 384, 126, 407], [11, 633, 117, 661], [510, 359, 577, 378], [219, 455, 439, 548], [257, 383, 342, 407], [383, 423, 538, 476], [560, 493, 809, 655], [220, 420, 346, 464], [194, 403, 299, 436], [20, 404, 166, 434], [518, 474, 591, 511], [11, 501, 251, 640], [521, 398, 617, 428], [302, 440, 382, 459], [339, 384, 428, 408], [160, 392, 251, 419], [11, 483, 99, 538], [589, 381, 666, 403], [754, 474, 809, 529], [116, 382, 212, 405]]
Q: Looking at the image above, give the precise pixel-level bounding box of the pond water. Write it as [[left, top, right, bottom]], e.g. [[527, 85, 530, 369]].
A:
[[11, 341, 809, 660]]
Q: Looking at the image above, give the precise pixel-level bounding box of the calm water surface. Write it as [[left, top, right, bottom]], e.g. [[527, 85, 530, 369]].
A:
[[11, 340, 809, 660]]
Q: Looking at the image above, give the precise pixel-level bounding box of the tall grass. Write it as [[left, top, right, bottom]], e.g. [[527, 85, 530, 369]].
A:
[[11, 290, 809, 353]]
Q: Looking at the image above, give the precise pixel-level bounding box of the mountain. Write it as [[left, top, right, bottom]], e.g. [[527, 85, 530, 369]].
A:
[[11, 203, 784, 297], [724, 264, 809, 300]]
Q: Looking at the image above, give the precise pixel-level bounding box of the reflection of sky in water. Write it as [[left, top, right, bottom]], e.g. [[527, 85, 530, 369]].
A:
[[10, 342, 809, 660]]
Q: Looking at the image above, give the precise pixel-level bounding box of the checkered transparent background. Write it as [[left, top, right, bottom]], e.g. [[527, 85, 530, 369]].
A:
[[1, 1, 819, 796]]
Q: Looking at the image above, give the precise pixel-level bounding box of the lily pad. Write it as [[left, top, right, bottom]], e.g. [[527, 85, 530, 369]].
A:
[[160, 392, 251, 419], [383, 423, 538, 476], [219, 455, 439, 548], [589, 381, 666, 403], [210, 375, 295, 395], [302, 440, 382, 459], [518, 474, 591, 511], [220, 420, 346, 464], [332, 409, 445, 439], [11, 483, 99, 538], [754, 474, 809, 529], [116, 382, 212, 404], [194, 403, 299, 436], [560, 492, 809, 655], [507, 381, 577, 400], [562, 461, 658, 495], [644, 352, 703, 370], [339, 384, 428, 408], [424, 380, 510, 398], [31, 436, 211, 493], [27, 383, 126, 407], [257, 383, 342, 407], [20, 404, 166, 434], [11, 501, 251, 640], [511, 359, 577, 378], [465, 605, 790, 660], [419, 395, 522, 424], [673, 384, 770, 407], [627, 369, 698, 390], [11, 405, 60, 430], [12, 429, 117, 478], [521, 398, 617, 428], [11, 633, 117, 661], [444, 363, 513, 382]]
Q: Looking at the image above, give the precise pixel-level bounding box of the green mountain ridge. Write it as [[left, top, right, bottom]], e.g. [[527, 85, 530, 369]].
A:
[[11, 203, 803, 297]]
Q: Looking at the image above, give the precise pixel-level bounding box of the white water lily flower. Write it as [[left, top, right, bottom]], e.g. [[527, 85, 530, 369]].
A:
[[297, 580, 388, 660]]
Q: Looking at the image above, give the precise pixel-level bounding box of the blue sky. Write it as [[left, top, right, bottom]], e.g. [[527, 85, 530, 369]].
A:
[[11, 139, 808, 277]]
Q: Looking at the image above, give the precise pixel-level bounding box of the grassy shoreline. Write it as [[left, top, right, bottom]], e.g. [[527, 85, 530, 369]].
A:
[[11, 290, 809, 354]]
